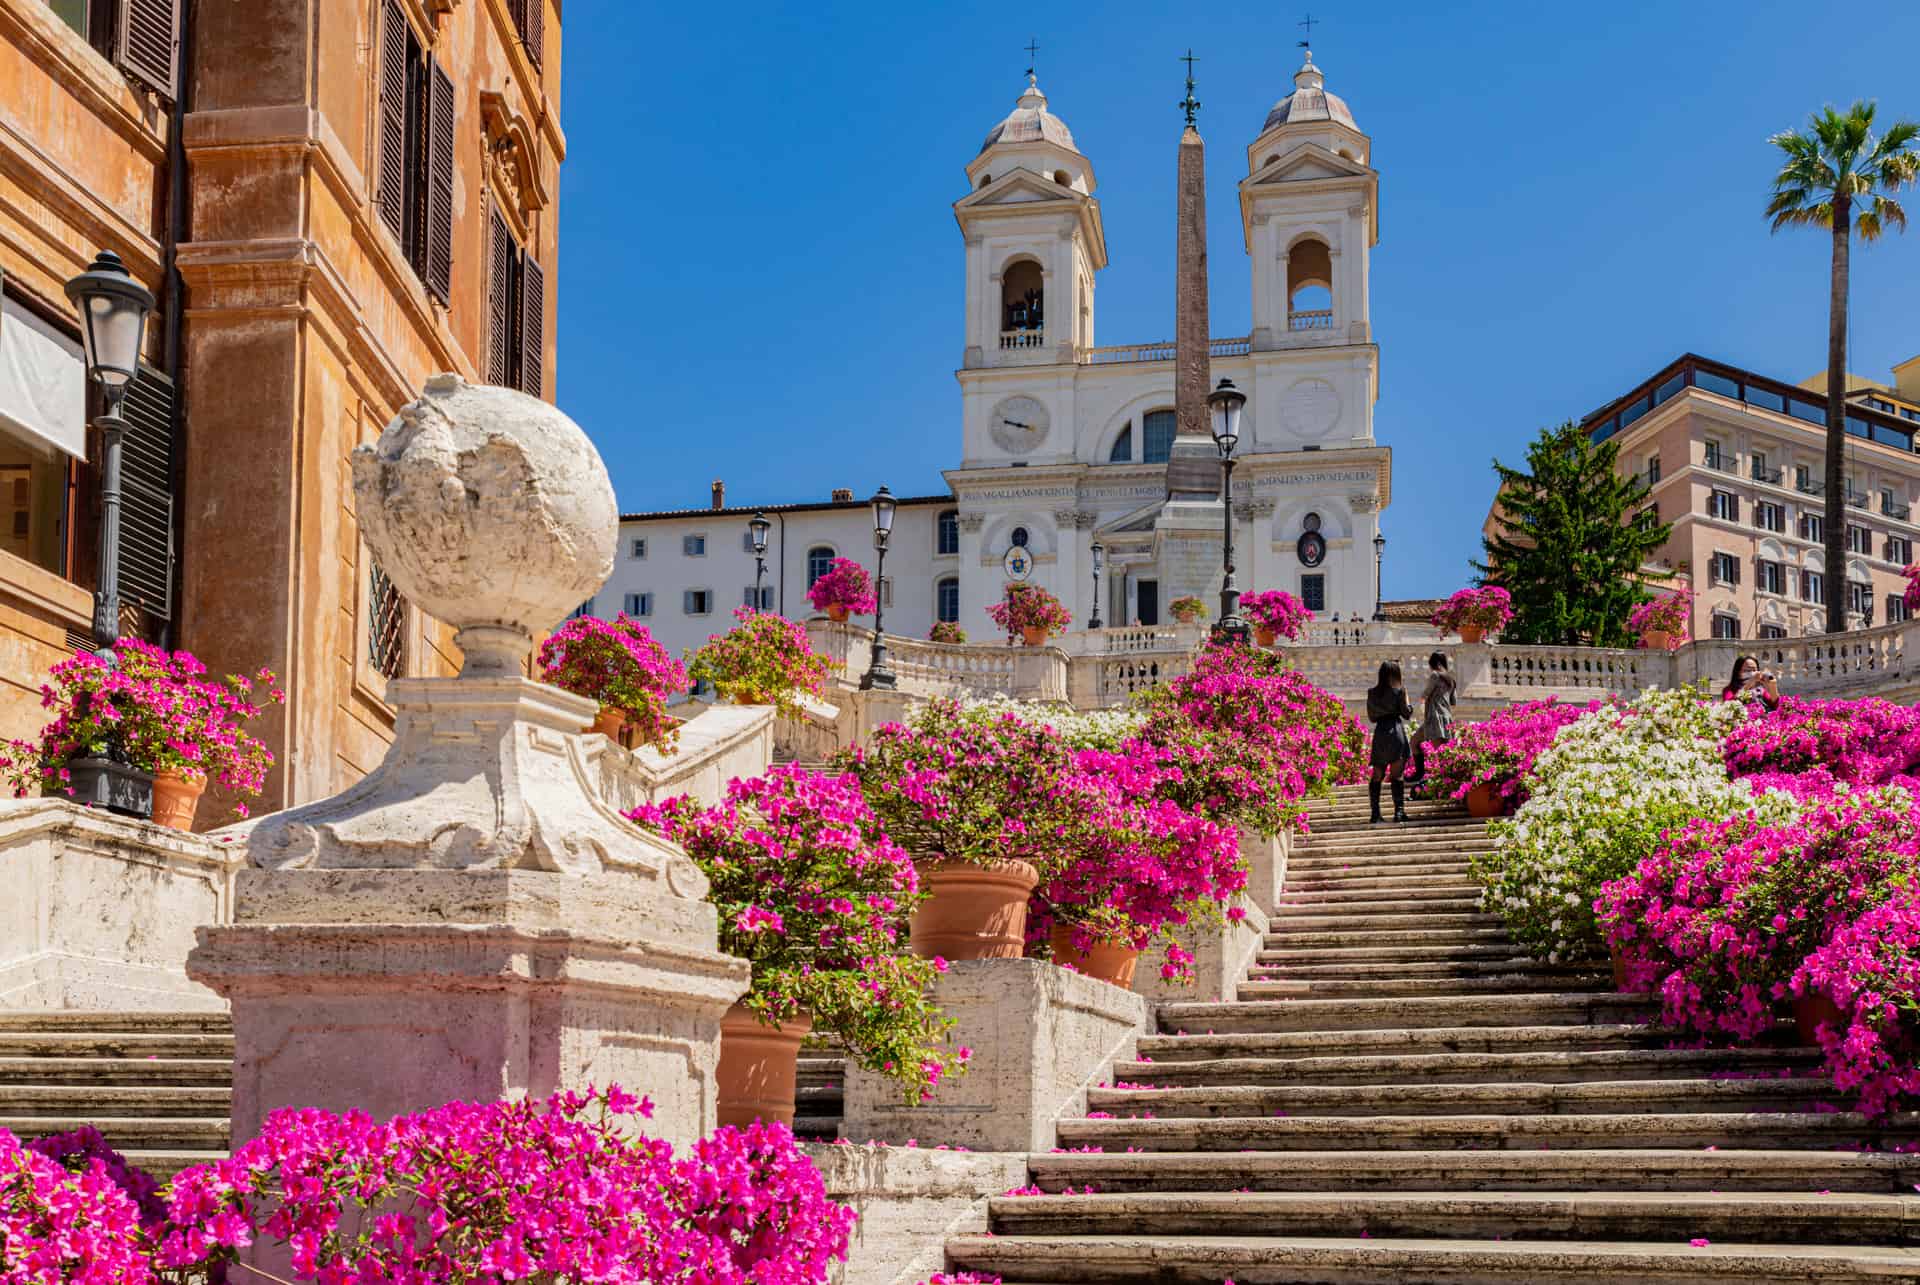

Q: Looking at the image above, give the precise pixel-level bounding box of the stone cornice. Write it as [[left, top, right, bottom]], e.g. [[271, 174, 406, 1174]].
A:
[[0, 112, 165, 281]]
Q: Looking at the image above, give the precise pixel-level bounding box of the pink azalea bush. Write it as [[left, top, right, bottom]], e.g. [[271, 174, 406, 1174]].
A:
[[1904, 563, 1919, 612], [1722, 695, 1920, 799], [4, 1088, 854, 1282], [1429, 585, 1514, 636], [986, 583, 1072, 639], [806, 558, 877, 616], [1423, 697, 1598, 811], [0, 641, 282, 812], [631, 765, 968, 1101], [686, 607, 832, 719], [1240, 589, 1313, 641], [1628, 586, 1692, 645], [1792, 888, 1920, 1114], [539, 613, 689, 750]]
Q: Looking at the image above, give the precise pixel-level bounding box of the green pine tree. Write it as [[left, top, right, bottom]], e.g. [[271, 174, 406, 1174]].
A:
[[1473, 421, 1673, 647]]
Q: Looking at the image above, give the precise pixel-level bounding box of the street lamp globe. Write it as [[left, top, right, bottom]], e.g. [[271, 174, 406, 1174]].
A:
[[860, 486, 898, 691], [748, 510, 770, 555], [1091, 541, 1104, 574], [64, 250, 154, 395], [1207, 377, 1246, 457], [870, 485, 896, 550]]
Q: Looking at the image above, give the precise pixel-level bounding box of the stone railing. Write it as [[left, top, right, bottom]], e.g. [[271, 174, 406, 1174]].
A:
[[592, 701, 775, 813], [1288, 309, 1334, 331], [808, 621, 1066, 704], [1077, 336, 1253, 366]]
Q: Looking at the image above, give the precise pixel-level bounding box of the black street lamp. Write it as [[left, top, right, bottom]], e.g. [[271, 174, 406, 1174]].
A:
[[1372, 531, 1387, 622], [859, 486, 898, 691], [1207, 378, 1250, 646], [747, 510, 771, 610], [1088, 541, 1105, 631], [65, 250, 155, 654]]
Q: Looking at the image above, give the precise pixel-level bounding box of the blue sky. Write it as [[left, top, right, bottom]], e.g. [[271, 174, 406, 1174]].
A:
[[555, 0, 1920, 600]]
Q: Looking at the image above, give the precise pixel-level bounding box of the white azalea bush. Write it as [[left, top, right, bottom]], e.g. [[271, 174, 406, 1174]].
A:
[[956, 692, 1146, 750], [1473, 686, 1792, 963]]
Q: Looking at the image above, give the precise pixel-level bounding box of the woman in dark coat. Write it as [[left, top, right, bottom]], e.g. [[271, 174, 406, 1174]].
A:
[[1366, 660, 1414, 824], [1410, 651, 1457, 788]]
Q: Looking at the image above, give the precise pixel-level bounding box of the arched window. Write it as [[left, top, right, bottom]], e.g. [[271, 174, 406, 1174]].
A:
[[937, 509, 959, 556], [1001, 259, 1044, 339], [1287, 238, 1333, 331], [1108, 423, 1133, 462], [936, 576, 960, 623], [1142, 409, 1177, 463], [806, 545, 835, 587]]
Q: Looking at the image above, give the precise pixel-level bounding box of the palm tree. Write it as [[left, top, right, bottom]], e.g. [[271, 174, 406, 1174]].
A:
[[1767, 101, 1918, 634]]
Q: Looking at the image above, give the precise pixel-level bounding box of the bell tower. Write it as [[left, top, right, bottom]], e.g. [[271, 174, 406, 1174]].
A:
[[954, 76, 1107, 370]]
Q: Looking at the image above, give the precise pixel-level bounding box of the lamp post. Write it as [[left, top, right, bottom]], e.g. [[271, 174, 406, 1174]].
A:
[[859, 486, 898, 691], [64, 250, 155, 655], [1207, 377, 1250, 646], [1088, 541, 1105, 631], [747, 510, 770, 610], [1372, 531, 1387, 623]]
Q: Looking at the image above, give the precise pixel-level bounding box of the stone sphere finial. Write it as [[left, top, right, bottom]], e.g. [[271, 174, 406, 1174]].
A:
[[352, 375, 616, 675]]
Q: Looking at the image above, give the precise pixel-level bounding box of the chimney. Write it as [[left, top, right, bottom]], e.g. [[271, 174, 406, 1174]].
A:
[[831, 488, 854, 503], [710, 479, 725, 510]]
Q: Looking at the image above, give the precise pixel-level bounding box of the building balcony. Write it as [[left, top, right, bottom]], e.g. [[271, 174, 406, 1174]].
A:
[[1077, 336, 1253, 366], [1288, 309, 1335, 332], [1752, 463, 1784, 484], [1846, 489, 1871, 510], [1000, 328, 1046, 351], [1702, 455, 1736, 474], [1886, 498, 1912, 521], [1797, 478, 1826, 497]]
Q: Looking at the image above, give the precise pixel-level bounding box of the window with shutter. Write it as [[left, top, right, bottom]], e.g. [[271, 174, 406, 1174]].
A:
[[488, 207, 514, 386], [117, 365, 176, 621], [116, 0, 179, 99], [519, 254, 544, 397], [376, 0, 410, 243], [425, 62, 455, 305], [513, 0, 545, 68]]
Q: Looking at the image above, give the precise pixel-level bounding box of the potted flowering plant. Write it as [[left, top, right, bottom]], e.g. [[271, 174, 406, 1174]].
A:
[[837, 700, 1080, 961], [1628, 585, 1691, 650], [1240, 588, 1314, 646], [632, 765, 969, 1120], [805, 557, 876, 622], [1424, 696, 1597, 817], [1429, 585, 1514, 643], [928, 621, 967, 644], [986, 581, 1071, 646], [1168, 595, 1208, 624], [538, 613, 688, 751], [686, 607, 831, 719], [1903, 563, 1919, 613], [0, 641, 283, 829]]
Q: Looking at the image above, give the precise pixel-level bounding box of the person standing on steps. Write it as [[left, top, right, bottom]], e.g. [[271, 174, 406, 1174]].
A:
[[1366, 661, 1414, 824], [1409, 651, 1456, 792]]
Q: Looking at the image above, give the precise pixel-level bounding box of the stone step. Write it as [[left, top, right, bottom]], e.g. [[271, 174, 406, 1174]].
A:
[[1297, 828, 1490, 853], [1271, 896, 1486, 918], [1052, 1110, 1920, 1153], [1141, 1022, 1787, 1057], [1277, 884, 1484, 906], [1267, 911, 1505, 933], [1026, 1147, 1920, 1195], [1253, 928, 1518, 951], [1158, 992, 1651, 1035], [985, 1189, 1920, 1247], [0, 1032, 235, 1059], [0, 1056, 232, 1085], [1237, 974, 1612, 999], [1, 1115, 229, 1151], [0, 1084, 231, 1117], [1287, 863, 1478, 888], [1248, 959, 1594, 981], [1114, 1046, 1824, 1088], [0, 1012, 230, 1034], [118, 1150, 227, 1181], [1082, 1077, 1840, 1120], [795, 1055, 844, 1141], [1255, 943, 1548, 966], [946, 1232, 1920, 1283]]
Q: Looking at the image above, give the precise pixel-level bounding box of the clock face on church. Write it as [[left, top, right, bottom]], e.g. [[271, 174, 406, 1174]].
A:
[[990, 396, 1051, 455]]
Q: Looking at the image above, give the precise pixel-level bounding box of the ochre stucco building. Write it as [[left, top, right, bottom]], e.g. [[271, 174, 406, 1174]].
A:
[[0, 0, 561, 820]]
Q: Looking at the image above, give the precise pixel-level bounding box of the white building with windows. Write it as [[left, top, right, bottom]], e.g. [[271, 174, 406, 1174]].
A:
[[601, 50, 1393, 659]]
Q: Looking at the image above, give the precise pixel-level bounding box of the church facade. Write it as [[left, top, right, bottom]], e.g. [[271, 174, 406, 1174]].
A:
[[605, 52, 1392, 659]]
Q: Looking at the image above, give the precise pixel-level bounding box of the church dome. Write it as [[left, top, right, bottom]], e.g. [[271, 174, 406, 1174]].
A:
[[979, 77, 1080, 155], [1261, 50, 1357, 132]]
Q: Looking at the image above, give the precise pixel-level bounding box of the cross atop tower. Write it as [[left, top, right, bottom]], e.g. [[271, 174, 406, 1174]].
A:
[[1298, 12, 1318, 46], [1025, 38, 1040, 80], [1179, 49, 1200, 126]]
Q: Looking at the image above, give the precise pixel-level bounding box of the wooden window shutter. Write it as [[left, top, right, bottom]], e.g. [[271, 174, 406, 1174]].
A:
[[117, 365, 177, 621], [488, 207, 514, 386], [518, 252, 544, 398], [425, 59, 456, 305], [520, 0, 545, 68], [376, 0, 409, 243], [116, 0, 180, 99]]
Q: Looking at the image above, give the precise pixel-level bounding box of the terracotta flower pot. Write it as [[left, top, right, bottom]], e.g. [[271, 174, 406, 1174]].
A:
[[910, 858, 1040, 960], [826, 605, 849, 623], [1642, 629, 1673, 651], [590, 706, 626, 740], [1458, 624, 1487, 644], [1465, 783, 1502, 818], [150, 771, 205, 832], [1791, 992, 1845, 1045], [1020, 625, 1048, 647], [1048, 925, 1140, 989], [1254, 626, 1278, 648], [716, 1003, 811, 1128]]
